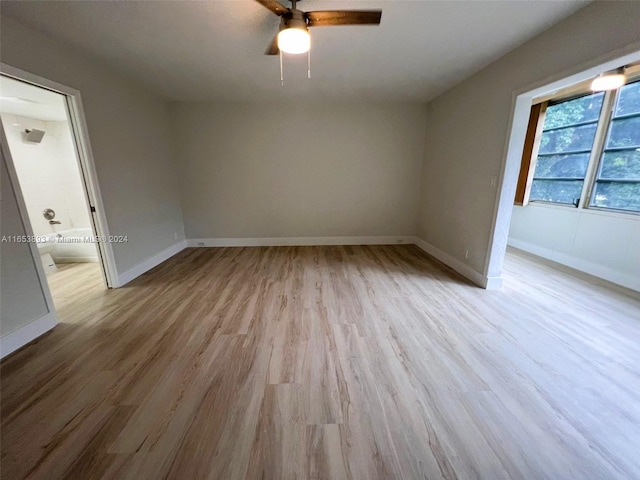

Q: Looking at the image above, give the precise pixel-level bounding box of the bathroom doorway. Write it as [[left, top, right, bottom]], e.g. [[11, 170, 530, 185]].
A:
[[0, 69, 116, 310]]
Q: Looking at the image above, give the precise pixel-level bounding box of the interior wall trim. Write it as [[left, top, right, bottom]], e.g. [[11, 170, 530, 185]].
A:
[[186, 236, 415, 248], [187, 236, 495, 289], [412, 237, 488, 288], [116, 236, 500, 290], [508, 238, 640, 292], [117, 240, 188, 287], [0, 312, 57, 359]]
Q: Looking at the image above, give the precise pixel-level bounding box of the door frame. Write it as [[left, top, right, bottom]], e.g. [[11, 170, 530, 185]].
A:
[[484, 46, 640, 288], [0, 63, 119, 288]]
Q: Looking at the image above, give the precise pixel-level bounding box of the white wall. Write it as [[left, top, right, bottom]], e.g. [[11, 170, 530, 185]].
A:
[[1, 113, 93, 237], [418, 1, 640, 285], [509, 204, 640, 291], [171, 102, 427, 240], [1, 17, 185, 274]]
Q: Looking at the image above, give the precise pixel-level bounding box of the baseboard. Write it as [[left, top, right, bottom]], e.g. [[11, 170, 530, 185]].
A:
[[53, 256, 99, 263], [507, 238, 553, 260], [117, 240, 187, 287], [0, 311, 57, 359], [484, 276, 504, 290], [508, 238, 640, 292], [186, 236, 493, 288], [187, 236, 415, 248], [412, 237, 486, 288]]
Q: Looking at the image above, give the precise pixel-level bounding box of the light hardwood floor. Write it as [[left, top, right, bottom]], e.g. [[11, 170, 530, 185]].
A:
[[1, 246, 639, 479]]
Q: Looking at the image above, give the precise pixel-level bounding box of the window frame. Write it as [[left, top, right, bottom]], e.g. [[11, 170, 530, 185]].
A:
[[518, 73, 640, 216], [587, 82, 640, 214], [532, 91, 605, 207]]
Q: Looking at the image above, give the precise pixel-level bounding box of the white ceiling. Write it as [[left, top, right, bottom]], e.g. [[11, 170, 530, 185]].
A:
[[2, 0, 589, 102], [0, 75, 68, 121]]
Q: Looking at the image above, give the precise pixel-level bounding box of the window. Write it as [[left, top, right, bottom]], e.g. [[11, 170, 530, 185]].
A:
[[530, 92, 604, 205], [590, 81, 640, 212], [520, 75, 640, 214]]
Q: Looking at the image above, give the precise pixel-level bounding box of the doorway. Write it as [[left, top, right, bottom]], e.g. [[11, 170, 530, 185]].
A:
[[484, 48, 640, 289], [0, 68, 117, 311]]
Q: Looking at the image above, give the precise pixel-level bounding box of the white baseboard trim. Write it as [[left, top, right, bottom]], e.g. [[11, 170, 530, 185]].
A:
[[507, 238, 553, 260], [508, 238, 640, 292], [413, 237, 486, 288], [484, 276, 504, 290], [1, 311, 58, 359], [187, 236, 415, 248], [53, 256, 99, 264], [186, 236, 495, 288], [117, 240, 187, 287]]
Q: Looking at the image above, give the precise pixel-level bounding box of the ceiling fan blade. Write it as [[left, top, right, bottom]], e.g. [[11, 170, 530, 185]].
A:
[[265, 34, 280, 55], [306, 10, 382, 27], [255, 0, 289, 16]]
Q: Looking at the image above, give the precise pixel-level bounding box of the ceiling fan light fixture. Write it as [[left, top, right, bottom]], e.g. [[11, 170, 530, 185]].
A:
[[591, 68, 626, 91], [277, 27, 310, 54]]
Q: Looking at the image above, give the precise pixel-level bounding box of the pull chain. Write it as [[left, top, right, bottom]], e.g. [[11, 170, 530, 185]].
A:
[[307, 47, 311, 79], [280, 49, 284, 86]]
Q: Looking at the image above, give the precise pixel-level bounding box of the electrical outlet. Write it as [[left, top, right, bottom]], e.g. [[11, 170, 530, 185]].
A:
[[465, 249, 469, 260], [490, 176, 497, 188], [174, 232, 178, 240], [397, 238, 404, 244], [198, 242, 205, 247]]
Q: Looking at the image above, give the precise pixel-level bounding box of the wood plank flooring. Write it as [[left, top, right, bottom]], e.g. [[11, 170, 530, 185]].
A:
[[1, 245, 640, 479]]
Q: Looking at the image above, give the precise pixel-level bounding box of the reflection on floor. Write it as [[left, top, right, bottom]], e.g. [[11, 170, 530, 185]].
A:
[[47, 262, 104, 312]]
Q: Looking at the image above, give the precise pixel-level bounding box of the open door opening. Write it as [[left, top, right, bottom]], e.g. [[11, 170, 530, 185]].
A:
[[486, 50, 640, 292], [1, 69, 117, 324]]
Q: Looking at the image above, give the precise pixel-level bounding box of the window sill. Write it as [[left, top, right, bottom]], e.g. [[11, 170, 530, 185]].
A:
[[525, 201, 640, 221]]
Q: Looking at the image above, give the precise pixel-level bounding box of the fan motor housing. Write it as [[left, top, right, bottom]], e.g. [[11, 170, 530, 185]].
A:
[[280, 9, 308, 31]]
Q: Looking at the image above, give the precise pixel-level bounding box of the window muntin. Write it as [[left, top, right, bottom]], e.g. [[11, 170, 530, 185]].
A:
[[534, 153, 591, 178], [590, 79, 640, 213], [538, 123, 599, 155], [599, 150, 640, 179], [607, 116, 640, 149], [591, 182, 640, 211], [530, 180, 585, 205], [530, 92, 605, 205], [544, 93, 605, 128]]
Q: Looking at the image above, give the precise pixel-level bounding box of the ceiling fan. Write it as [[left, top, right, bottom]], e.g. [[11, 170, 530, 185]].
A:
[[256, 0, 382, 55]]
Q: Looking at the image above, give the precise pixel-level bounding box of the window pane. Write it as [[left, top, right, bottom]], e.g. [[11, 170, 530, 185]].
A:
[[538, 123, 598, 155], [606, 116, 640, 148], [599, 150, 640, 180], [544, 92, 604, 129], [530, 180, 583, 204], [607, 117, 640, 148], [591, 181, 640, 211], [533, 153, 590, 178], [614, 80, 640, 117]]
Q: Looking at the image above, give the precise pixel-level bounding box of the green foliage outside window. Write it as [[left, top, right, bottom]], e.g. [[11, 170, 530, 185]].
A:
[[530, 79, 640, 212], [591, 80, 640, 212], [531, 93, 603, 205]]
